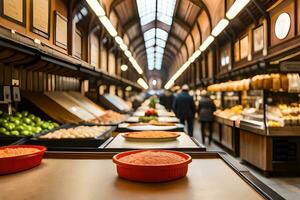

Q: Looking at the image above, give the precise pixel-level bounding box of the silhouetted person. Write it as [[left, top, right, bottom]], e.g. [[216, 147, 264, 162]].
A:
[[173, 85, 195, 136], [198, 90, 216, 144]]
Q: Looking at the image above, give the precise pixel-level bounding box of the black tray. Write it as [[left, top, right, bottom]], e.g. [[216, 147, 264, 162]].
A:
[[24, 124, 116, 151]]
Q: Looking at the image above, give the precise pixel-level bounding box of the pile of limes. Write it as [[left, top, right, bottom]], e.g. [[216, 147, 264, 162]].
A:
[[0, 110, 59, 137]]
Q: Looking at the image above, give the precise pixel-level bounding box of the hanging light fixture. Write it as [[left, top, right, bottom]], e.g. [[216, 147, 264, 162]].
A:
[[86, 0, 105, 17], [99, 16, 117, 37], [211, 19, 229, 37], [137, 78, 149, 89], [226, 0, 251, 20]]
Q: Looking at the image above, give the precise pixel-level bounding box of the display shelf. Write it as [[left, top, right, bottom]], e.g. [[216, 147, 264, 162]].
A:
[[0, 28, 141, 90]]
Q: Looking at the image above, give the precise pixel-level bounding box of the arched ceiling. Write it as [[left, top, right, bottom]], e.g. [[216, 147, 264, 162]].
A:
[[103, 0, 273, 82]]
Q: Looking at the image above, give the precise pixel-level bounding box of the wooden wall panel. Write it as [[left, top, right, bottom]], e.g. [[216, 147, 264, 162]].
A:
[[298, 0, 300, 35], [240, 130, 272, 171], [90, 32, 100, 68], [207, 50, 213, 78], [186, 35, 194, 57], [203, 0, 225, 27], [108, 51, 115, 75], [55, 0, 67, 17], [100, 43, 107, 72], [191, 25, 201, 49], [0, 0, 68, 54], [198, 11, 210, 42], [269, 0, 295, 46]]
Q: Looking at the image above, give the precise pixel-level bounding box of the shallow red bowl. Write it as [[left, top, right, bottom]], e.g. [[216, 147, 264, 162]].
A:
[[0, 145, 46, 175], [113, 149, 192, 182]]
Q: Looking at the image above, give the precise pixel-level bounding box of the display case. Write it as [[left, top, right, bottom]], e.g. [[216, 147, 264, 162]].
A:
[[212, 91, 243, 156], [240, 89, 300, 175]]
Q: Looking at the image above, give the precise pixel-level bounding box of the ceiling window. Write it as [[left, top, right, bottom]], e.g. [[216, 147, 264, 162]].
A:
[[136, 0, 156, 26], [136, 0, 176, 70]]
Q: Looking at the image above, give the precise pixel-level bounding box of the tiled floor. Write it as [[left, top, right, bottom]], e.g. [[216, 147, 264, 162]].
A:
[[191, 121, 300, 200]]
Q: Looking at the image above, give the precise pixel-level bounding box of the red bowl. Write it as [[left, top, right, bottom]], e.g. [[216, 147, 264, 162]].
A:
[[113, 149, 192, 182], [0, 145, 46, 175]]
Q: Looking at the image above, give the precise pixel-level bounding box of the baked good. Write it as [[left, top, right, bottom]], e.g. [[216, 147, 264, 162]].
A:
[[118, 150, 186, 165]]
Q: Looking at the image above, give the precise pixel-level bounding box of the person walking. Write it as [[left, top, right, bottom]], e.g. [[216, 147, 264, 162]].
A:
[[198, 90, 216, 144], [173, 85, 195, 136]]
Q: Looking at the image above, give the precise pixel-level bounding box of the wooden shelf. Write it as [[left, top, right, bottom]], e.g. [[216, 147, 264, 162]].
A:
[[0, 26, 141, 91]]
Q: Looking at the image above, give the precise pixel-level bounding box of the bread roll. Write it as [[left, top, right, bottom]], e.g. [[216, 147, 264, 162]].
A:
[[257, 75, 263, 89], [272, 74, 281, 91], [281, 74, 288, 91], [263, 75, 272, 90]]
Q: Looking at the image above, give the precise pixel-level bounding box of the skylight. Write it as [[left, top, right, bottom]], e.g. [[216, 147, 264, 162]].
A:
[[157, 0, 176, 25], [136, 0, 176, 70], [136, 0, 156, 26]]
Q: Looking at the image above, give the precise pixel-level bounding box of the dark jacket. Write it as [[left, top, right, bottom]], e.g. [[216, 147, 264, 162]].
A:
[[173, 91, 195, 119], [198, 95, 216, 122]]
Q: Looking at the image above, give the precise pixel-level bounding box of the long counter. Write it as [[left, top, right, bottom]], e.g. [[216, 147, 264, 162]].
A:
[[0, 152, 284, 200]]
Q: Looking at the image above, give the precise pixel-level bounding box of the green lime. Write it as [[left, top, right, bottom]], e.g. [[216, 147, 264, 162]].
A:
[[34, 117, 41, 123], [23, 118, 32, 124], [14, 112, 22, 118], [4, 123, 15, 130], [21, 111, 29, 117], [0, 119, 7, 125], [14, 119, 21, 125], [0, 127, 6, 134], [11, 130, 19, 136], [35, 127, 42, 133], [52, 123, 59, 128], [3, 131, 10, 136], [21, 130, 30, 136]]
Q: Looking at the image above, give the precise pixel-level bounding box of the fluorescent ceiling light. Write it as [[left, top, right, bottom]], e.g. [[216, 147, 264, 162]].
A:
[[86, 0, 105, 17], [129, 58, 143, 74], [124, 50, 132, 58], [120, 43, 128, 51], [115, 36, 123, 45], [188, 57, 195, 63], [121, 64, 128, 71], [152, 79, 157, 86], [226, 0, 251, 20], [199, 36, 214, 51], [164, 80, 174, 89], [191, 50, 201, 59], [211, 19, 229, 37], [100, 16, 117, 37], [137, 78, 149, 90]]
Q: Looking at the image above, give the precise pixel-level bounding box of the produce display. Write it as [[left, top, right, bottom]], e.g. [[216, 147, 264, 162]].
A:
[[0, 147, 39, 158], [138, 116, 158, 123], [113, 150, 192, 182], [90, 110, 126, 124], [39, 126, 111, 139], [0, 111, 59, 137], [207, 73, 300, 92], [148, 96, 159, 109], [144, 108, 158, 117]]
